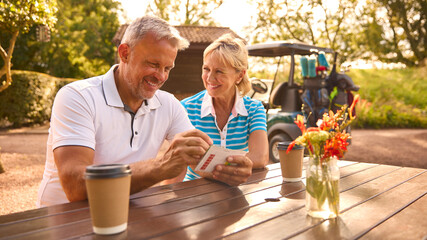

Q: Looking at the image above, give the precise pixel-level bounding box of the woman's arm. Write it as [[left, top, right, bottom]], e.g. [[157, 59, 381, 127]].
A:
[[246, 129, 269, 169]]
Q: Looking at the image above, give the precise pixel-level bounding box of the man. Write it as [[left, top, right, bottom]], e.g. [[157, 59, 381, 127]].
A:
[[37, 16, 253, 207]]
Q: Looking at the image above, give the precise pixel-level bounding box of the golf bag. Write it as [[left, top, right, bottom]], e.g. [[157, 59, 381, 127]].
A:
[[301, 53, 359, 127]]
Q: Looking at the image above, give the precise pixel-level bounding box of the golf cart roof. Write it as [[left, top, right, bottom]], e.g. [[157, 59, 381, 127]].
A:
[[247, 41, 334, 57]]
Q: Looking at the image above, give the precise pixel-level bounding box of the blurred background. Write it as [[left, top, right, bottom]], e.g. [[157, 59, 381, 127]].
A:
[[0, 0, 426, 129]]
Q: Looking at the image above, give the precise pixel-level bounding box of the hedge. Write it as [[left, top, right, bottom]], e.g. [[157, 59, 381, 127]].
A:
[[0, 70, 75, 128]]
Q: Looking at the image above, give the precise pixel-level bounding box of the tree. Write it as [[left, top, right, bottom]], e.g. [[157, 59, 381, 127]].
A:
[[361, 0, 426, 66], [38, 0, 121, 78], [249, 0, 361, 64], [1, 0, 121, 79], [146, 0, 180, 22], [146, 0, 224, 25], [0, 0, 57, 92]]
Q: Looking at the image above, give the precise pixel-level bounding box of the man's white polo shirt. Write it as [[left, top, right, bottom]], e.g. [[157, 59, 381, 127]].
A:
[[37, 65, 194, 207]]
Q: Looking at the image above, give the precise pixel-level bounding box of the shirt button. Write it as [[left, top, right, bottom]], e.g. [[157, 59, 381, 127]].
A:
[[135, 131, 138, 135]]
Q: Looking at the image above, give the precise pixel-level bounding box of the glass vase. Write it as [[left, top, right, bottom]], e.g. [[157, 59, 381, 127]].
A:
[[305, 156, 340, 219]]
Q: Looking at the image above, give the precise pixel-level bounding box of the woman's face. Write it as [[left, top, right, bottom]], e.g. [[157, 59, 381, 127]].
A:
[[202, 52, 243, 100]]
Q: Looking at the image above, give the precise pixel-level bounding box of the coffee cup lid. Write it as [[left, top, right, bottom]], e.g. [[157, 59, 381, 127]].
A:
[[277, 141, 304, 150], [85, 164, 131, 179]]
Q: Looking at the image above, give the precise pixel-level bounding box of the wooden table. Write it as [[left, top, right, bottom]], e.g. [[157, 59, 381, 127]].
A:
[[1, 161, 426, 239]]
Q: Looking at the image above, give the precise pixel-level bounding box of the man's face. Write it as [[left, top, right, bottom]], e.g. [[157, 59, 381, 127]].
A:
[[121, 32, 177, 100]]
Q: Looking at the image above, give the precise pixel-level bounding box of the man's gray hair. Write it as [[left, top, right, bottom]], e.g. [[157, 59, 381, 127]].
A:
[[121, 15, 189, 50]]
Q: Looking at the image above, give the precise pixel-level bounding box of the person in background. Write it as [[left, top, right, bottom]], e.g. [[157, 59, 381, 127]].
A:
[[179, 33, 269, 186], [36, 15, 214, 207]]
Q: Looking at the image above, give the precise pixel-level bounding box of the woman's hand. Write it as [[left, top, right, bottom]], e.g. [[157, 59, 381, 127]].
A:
[[211, 155, 253, 186]]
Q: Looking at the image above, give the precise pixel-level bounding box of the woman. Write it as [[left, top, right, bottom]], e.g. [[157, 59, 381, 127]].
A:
[[181, 33, 269, 183]]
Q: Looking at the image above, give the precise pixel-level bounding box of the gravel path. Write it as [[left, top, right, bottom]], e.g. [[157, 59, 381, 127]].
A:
[[346, 129, 427, 169], [0, 134, 47, 216], [0, 128, 426, 216]]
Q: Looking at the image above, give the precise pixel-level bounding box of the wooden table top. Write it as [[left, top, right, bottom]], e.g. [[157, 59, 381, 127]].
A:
[[0, 161, 426, 239]]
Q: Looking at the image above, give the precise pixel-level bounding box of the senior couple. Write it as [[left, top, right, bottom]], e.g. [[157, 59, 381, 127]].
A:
[[37, 15, 269, 207]]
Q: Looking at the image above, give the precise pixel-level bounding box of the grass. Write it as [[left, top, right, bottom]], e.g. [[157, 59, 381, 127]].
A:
[[348, 67, 427, 128], [249, 65, 427, 129]]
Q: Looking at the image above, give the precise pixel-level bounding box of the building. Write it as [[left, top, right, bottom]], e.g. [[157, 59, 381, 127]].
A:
[[112, 25, 241, 97]]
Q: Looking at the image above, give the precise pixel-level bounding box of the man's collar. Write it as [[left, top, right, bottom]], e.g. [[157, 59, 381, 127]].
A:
[[144, 95, 161, 110], [102, 64, 161, 111], [102, 65, 123, 107], [200, 89, 248, 118]]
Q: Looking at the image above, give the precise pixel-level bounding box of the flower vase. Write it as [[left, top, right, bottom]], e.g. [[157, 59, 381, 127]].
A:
[[305, 156, 340, 219]]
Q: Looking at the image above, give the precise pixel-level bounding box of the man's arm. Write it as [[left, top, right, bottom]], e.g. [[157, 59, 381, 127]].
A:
[[54, 146, 94, 202], [129, 129, 212, 193], [54, 145, 169, 202], [55, 129, 212, 202]]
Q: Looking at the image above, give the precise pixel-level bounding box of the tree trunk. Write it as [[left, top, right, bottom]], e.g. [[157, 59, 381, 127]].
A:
[[0, 149, 4, 174], [0, 30, 19, 93]]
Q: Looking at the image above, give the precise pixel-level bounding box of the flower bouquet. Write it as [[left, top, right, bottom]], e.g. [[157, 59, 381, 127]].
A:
[[287, 94, 360, 219]]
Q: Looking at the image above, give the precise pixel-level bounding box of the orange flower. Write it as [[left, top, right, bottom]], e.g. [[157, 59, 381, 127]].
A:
[[286, 94, 360, 161], [295, 115, 306, 133], [349, 94, 360, 120], [322, 131, 350, 161]]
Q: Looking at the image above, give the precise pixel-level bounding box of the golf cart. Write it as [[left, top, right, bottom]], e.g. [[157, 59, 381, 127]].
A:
[[246, 41, 359, 162]]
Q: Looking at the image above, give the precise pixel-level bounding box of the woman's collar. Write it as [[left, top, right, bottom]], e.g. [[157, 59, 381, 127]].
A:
[[201, 88, 248, 118]]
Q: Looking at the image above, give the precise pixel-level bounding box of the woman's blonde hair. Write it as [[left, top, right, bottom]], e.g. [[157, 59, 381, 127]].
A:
[[203, 33, 251, 96]]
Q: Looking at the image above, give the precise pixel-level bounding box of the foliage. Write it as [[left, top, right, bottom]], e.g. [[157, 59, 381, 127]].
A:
[[348, 67, 427, 128], [0, 70, 74, 128], [0, 0, 57, 33], [249, 0, 361, 64], [146, 0, 224, 25], [45, 0, 120, 78], [249, 62, 427, 128], [248, 0, 425, 67], [0, 0, 57, 92], [1, 0, 121, 79], [146, 0, 181, 22], [360, 0, 426, 67]]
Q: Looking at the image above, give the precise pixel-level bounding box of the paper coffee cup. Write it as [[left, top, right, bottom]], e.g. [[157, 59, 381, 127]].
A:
[[277, 142, 304, 182], [85, 164, 131, 235]]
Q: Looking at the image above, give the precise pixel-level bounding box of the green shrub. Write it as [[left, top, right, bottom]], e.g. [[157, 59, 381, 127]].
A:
[[0, 71, 75, 128], [250, 65, 427, 128], [348, 67, 427, 128]]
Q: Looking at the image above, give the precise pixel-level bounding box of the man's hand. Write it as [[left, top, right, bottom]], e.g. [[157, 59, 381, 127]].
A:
[[157, 129, 212, 180], [211, 155, 253, 186]]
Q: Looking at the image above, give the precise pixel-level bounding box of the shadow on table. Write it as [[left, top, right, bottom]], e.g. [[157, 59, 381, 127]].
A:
[[159, 187, 251, 239], [305, 216, 352, 239], [280, 181, 306, 200]]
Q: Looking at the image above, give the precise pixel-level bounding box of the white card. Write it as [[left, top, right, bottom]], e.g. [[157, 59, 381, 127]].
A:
[[195, 145, 246, 173]]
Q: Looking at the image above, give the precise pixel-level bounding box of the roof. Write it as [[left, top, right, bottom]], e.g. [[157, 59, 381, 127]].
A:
[[112, 24, 241, 47], [175, 26, 240, 43], [247, 41, 334, 57]]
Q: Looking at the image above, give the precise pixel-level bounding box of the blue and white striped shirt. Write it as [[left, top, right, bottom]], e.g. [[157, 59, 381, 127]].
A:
[[181, 90, 267, 180]]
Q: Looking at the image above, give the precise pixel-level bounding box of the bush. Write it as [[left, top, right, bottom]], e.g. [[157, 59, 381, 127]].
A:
[[249, 65, 427, 128], [0, 71, 75, 128], [348, 67, 427, 129]]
